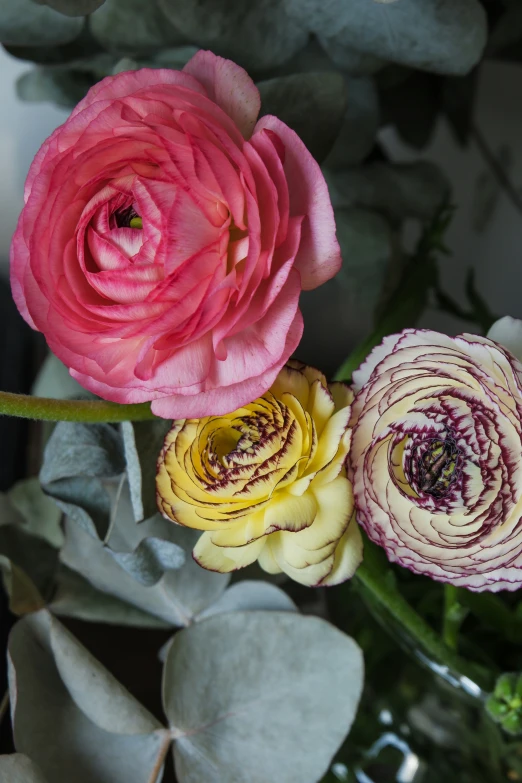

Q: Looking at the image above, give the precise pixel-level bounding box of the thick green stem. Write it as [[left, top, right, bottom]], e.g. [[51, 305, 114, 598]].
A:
[[354, 558, 492, 691], [0, 391, 156, 422]]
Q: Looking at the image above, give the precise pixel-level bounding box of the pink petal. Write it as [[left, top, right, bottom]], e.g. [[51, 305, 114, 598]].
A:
[[253, 115, 342, 290], [183, 50, 261, 140], [151, 309, 304, 419]]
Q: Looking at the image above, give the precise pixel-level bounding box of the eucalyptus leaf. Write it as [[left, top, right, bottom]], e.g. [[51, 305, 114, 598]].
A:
[[90, 0, 186, 54], [334, 208, 394, 302], [47, 612, 162, 734], [60, 513, 229, 626], [164, 611, 364, 783], [197, 580, 297, 620], [32, 352, 88, 401], [107, 535, 185, 586], [40, 422, 125, 539], [318, 39, 385, 74], [17, 67, 91, 108], [0, 754, 48, 783], [258, 72, 346, 162], [0, 0, 83, 45], [287, 0, 487, 76], [121, 419, 171, 522], [8, 611, 168, 783], [30, 0, 106, 15], [8, 477, 63, 548], [324, 77, 379, 167], [158, 0, 308, 72], [0, 523, 59, 614], [51, 564, 170, 627], [325, 161, 450, 225]]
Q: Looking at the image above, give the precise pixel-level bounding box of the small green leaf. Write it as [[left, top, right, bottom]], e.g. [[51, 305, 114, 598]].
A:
[[158, 0, 308, 72], [258, 72, 346, 162], [0, 754, 48, 783], [0, 0, 83, 45], [164, 611, 364, 783], [29, 0, 106, 15]]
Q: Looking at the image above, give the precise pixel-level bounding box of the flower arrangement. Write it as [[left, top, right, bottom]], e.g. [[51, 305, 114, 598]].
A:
[[1, 2, 522, 782]]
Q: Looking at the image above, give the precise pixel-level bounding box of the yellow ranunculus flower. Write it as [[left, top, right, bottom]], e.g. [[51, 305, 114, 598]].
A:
[[156, 361, 362, 586]]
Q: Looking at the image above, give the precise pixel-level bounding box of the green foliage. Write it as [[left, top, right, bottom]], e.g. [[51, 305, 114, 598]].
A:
[[258, 72, 347, 162], [30, 0, 106, 15], [0, 754, 48, 783], [158, 0, 308, 72], [0, 0, 83, 46], [487, 674, 522, 736]]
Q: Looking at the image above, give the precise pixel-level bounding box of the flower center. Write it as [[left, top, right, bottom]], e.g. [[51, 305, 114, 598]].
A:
[[115, 205, 143, 229], [410, 434, 462, 499]]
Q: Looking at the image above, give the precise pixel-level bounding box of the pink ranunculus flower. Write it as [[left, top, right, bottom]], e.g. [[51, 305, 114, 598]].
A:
[[10, 51, 341, 418]]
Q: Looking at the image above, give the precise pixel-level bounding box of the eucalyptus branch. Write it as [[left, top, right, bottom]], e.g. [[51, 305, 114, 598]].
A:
[[0, 391, 157, 423]]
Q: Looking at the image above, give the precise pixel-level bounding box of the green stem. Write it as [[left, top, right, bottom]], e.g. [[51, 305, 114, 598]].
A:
[[0, 391, 156, 422], [443, 584, 467, 650], [354, 558, 492, 691]]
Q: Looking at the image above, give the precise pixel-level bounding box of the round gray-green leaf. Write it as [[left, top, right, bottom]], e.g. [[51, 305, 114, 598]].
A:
[[8, 611, 167, 783], [258, 72, 346, 163], [288, 0, 487, 76], [30, 0, 106, 15], [164, 611, 364, 783], [90, 0, 186, 54], [0, 0, 83, 45], [324, 77, 379, 167], [0, 754, 48, 783], [158, 0, 308, 72]]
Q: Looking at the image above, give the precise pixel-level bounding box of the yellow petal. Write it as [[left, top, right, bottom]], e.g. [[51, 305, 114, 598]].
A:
[[193, 532, 266, 573], [306, 406, 351, 475], [263, 491, 318, 534], [328, 382, 354, 412], [307, 379, 335, 435], [258, 539, 283, 575], [319, 514, 363, 586], [270, 363, 311, 408], [274, 529, 337, 569], [295, 476, 354, 551], [269, 533, 336, 586], [209, 510, 267, 547]]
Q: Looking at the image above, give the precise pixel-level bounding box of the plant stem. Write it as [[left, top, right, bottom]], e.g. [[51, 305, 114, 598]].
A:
[[0, 391, 156, 422], [443, 584, 467, 650], [147, 732, 172, 783], [354, 559, 492, 691], [0, 690, 9, 725]]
